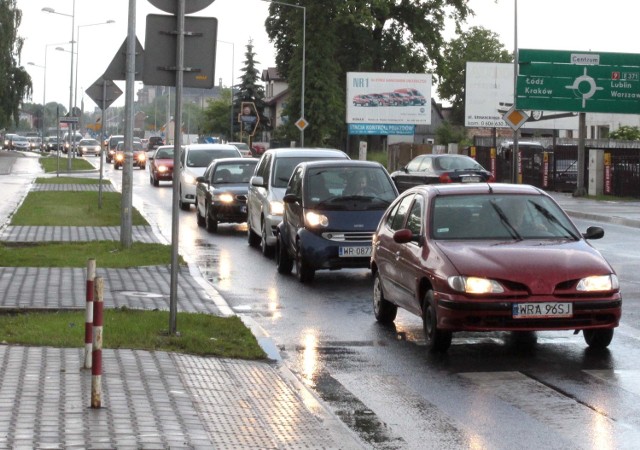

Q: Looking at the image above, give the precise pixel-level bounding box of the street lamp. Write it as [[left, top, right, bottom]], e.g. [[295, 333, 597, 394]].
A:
[[43, 1, 76, 170], [262, 0, 306, 146], [27, 62, 45, 139], [74, 20, 115, 112], [217, 40, 235, 141]]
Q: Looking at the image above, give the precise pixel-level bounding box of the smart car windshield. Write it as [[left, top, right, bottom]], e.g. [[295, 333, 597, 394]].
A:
[[304, 166, 397, 210]]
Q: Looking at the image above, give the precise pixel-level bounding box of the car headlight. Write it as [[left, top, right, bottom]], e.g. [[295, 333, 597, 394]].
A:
[[115, 154, 124, 162], [448, 276, 504, 294], [577, 274, 619, 292], [158, 165, 168, 173], [183, 173, 196, 184], [138, 153, 146, 161], [269, 200, 284, 216], [215, 193, 234, 203], [305, 211, 329, 228]]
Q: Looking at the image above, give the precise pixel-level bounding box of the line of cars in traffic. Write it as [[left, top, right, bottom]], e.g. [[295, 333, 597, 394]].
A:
[[140, 142, 623, 354]]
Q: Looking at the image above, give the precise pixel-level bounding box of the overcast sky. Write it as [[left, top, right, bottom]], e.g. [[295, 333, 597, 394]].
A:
[[18, 0, 639, 110]]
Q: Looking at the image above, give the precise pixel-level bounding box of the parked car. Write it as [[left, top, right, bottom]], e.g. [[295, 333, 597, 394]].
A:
[[113, 141, 146, 170], [370, 183, 621, 352], [147, 136, 164, 152], [227, 142, 252, 158], [149, 145, 176, 186], [77, 138, 101, 157], [178, 143, 243, 210], [247, 147, 350, 257], [195, 157, 259, 232], [390, 154, 494, 193], [42, 136, 62, 152], [10, 135, 30, 151], [276, 160, 398, 283]]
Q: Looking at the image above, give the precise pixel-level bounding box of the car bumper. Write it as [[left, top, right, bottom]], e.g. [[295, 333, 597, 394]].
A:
[[298, 229, 372, 271], [263, 214, 282, 246], [211, 202, 248, 224], [181, 182, 197, 204], [154, 170, 173, 181], [435, 294, 622, 332]]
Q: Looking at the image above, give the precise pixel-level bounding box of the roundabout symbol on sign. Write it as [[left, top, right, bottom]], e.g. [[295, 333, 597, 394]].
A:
[[565, 67, 604, 108]]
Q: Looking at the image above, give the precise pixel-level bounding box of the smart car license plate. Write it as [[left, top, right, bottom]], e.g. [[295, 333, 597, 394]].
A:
[[512, 302, 573, 318], [461, 176, 481, 183], [339, 246, 372, 257]]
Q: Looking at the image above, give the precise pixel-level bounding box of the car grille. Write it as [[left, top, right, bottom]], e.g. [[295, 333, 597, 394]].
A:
[[321, 231, 374, 242]]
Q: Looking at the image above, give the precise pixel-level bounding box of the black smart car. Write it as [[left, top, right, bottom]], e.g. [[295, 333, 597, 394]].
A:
[[275, 160, 398, 283]]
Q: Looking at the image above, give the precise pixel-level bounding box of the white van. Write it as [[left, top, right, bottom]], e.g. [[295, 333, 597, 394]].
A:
[[246, 147, 349, 257]]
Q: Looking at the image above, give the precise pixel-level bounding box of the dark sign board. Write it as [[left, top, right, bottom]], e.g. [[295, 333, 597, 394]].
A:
[[143, 14, 217, 89]]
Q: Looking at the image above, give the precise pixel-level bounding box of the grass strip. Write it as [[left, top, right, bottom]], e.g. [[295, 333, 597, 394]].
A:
[[40, 155, 96, 173], [10, 191, 148, 226], [0, 309, 266, 359], [35, 176, 110, 185], [0, 241, 179, 267]]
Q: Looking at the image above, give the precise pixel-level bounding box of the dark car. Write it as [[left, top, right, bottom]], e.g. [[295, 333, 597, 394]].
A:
[[106, 134, 124, 163], [195, 157, 259, 232], [42, 136, 62, 152], [275, 160, 399, 283], [390, 153, 494, 193], [147, 136, 164, 152], [113, 141, 146, 169], [149, 145, 175, 186], [370, 183, 621, 353]]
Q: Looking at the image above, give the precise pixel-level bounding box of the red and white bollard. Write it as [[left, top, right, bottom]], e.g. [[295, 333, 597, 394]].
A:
[[91, 277, 104, 409], [84, 259, 96, 369]]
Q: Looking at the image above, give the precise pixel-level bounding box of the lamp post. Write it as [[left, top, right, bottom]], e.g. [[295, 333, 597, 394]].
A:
[[43, 1, 76, 170], [262, 0, 306, 146], [27, 62, 45, 140], [74, 20, 115, 112], [217, 40, 235, 141]]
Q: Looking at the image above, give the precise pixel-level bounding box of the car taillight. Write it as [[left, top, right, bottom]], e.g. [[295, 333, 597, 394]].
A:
[[439, 173, 452, 183]]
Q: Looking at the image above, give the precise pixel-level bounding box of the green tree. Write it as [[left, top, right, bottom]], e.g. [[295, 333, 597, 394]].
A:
[[609, 125, 640, 141], [266, 0, 473, 149], [435, 120, 468, 146], [0, 0, 32, 130], [200, 88, 234, 140], [234, 40, 269, 140], [436, 26, 513, 125]]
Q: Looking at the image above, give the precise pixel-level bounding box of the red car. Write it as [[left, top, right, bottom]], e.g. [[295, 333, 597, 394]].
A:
[[371, 183, 621, 352], [149, 145, 174, 186]]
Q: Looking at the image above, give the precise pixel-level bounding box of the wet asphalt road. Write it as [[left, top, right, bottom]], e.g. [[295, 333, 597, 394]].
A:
[[108, 160, 640, 449]]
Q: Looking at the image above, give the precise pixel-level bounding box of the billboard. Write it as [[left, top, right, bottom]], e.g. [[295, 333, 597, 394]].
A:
[[346, 72, 431, 126], [465, 62, 578, 129]]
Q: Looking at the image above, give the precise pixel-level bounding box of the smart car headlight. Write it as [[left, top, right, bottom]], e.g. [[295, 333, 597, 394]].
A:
[[448, 276, 504, 294], [305, 211, 329, 228], [269, 200, 284, 216], [577, 274, 618, 292]]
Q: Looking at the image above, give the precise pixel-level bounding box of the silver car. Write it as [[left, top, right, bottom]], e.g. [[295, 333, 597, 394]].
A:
[[246, 147, 349, 257]]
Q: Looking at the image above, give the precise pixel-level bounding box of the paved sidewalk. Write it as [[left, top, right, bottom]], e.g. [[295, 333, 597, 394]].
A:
[[0, 153, 365, 449]]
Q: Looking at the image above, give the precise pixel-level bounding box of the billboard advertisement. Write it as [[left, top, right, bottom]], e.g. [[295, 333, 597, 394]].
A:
[[346, 72, 432, 126], [465, 62, 578, 129]]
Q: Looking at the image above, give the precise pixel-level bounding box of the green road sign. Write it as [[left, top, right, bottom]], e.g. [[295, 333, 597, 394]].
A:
[[516, 49, 640, 114]]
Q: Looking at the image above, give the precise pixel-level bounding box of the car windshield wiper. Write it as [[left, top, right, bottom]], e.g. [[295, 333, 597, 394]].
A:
[[490, 200, 522, 241], [529, 201, 579, 240]]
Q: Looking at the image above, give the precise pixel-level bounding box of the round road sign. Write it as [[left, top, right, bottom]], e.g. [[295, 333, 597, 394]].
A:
[[148, 0, 214, 14]]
